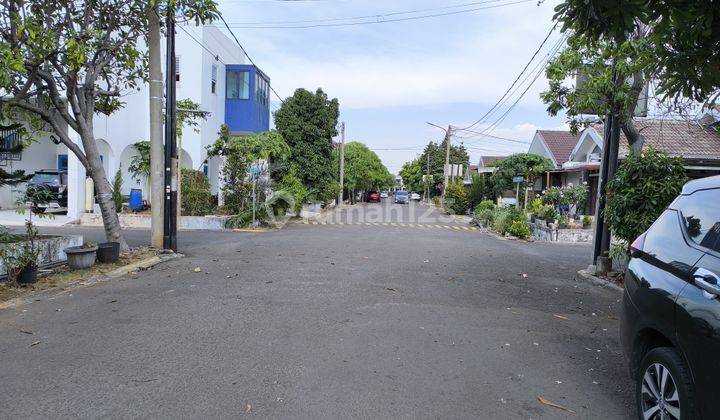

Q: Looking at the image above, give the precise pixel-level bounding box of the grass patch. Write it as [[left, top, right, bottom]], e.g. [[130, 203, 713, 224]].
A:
[[0, 248, 156, 304]]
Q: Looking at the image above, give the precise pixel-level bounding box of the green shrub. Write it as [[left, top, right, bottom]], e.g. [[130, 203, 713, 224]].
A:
[[474, 208, 495, 227], [508, 220, 532, 238], [582, 215, 593, 228], [277, 168, 308, 214], [527, 198, 543, 215], [445, 183, 469, 215], [538, 205, 557, 222], [181, 168, 214, 216], [112, 168, 123, 213], [432, 196, 441, 206], [558, 214, 570, 229], [605, 147, 687, 242], [492, 207, 525, 234], [474, 199, 495, 213]]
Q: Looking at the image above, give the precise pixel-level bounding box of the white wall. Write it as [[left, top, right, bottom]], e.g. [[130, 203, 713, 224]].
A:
[[528, 132, 556, 168]]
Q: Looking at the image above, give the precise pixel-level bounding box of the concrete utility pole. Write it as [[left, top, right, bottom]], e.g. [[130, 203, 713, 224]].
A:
[[148, 5, 164, 249], [163, 4, 178, 252], [442, 125, 452, 203], [338, 122, 345, 206]]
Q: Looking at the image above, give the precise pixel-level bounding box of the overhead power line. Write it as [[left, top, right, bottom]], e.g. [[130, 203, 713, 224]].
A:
[[227, 0, 521, 25], [218, 14, 285, 104], [221, 0, 535, 29], [455, 22, 558, 133]]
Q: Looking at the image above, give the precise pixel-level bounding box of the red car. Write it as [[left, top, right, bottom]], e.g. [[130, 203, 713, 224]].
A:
[[366, 191, 381, 202]]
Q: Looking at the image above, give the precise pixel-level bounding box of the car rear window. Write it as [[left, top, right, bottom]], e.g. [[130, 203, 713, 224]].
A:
[[396, 191, 408, 196], [31, 173, 61, 185], [644, 210, 703, 271], [675, 189, 720, 252]]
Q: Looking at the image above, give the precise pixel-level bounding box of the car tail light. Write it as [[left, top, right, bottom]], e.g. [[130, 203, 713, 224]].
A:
[[630, 232, 647, 256]]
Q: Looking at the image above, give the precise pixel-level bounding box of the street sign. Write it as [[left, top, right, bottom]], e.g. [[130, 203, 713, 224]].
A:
[[512, 176, 524, 183]]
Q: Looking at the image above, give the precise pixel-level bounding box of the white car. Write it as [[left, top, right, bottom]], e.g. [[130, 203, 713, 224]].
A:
[[410, 192, 421, 201], [380, 192, 389, 198]]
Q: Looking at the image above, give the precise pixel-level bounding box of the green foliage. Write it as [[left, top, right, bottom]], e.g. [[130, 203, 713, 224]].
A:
[[604, 147, 687, 242], [527, 198, 543, 215], [444, 183, 469, 215], [490, 207, 526, 235], [475, 199, 496, 213], [273, 88, 339, 201], [553, 0, 720, 104], [467, 173, 487, 209], [112, 168, 123, 213], [582, 215, 593, 228], [508, 220, 532, 239], [558, 214, 571, 229], [344, 142, 394, 194], [537, 205, 558, 222], [492, 153, 552, 195], [181, 168, 213, 216], [541, 35, 653, 134], [432, 196, 441, 206], [208, 125, 291, 214], [399, 159, 423, 193], [276, 167, 308, 214], [474, 209, 495, 228], [176, 98, 205, 139], [128, 141, 151, 183]]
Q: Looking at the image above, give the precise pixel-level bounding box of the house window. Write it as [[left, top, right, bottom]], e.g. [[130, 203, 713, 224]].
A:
[[226, 70, 249, 99], [255, 75, 269, 107], [57, 154, 68, 171], [211, 64, 217, 94], [175, 56, 181, 82]]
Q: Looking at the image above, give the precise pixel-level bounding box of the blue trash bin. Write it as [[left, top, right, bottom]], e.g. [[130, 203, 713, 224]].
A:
[[129, 188, 143, 211]]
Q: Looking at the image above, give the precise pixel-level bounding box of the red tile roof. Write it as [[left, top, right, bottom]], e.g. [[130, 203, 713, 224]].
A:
[[479, 155, 507, 166], [537, 130, 580, 165], [593, 119, 720, 160]]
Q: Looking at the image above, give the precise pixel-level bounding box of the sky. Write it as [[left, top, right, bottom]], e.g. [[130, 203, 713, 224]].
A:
[[215, 0, 569, 174]]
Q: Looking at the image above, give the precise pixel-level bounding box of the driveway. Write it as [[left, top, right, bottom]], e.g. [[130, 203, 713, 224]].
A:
[[0, 203, 633, 418]]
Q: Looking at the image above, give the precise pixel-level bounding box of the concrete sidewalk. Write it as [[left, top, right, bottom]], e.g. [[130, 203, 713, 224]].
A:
[[0, 209, 73, 227]]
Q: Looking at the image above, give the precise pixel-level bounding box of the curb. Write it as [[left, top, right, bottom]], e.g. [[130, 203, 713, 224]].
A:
[[0, 252, 181, 311], [576, 269, 624, 293]]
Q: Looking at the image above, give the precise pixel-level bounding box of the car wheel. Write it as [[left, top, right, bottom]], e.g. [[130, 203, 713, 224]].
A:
[[636, 347, 696, 420]]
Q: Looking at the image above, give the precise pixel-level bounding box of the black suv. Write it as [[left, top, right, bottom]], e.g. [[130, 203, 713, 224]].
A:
[[26, 170, 68, 213], [621, 175, 720, 419]]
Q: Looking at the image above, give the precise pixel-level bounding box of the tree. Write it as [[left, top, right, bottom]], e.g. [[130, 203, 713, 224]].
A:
[[541, 33, 653, 154], [399, 159, 423, 193], [467, 173, 488, 209], [273, 88, 340, 204], [0, 0, 218, 250], [343, 142, 393, 200], [553, 0, 720, 105], [207, 125, 290, 214], [604, 148, 687, 243], [415, 139, 469, 196], [491, 153, 552, 202]]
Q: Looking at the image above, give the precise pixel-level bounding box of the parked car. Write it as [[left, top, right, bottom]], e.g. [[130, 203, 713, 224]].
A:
[[366, 191, 381, 202], [621, 175, 720, 420], [26, 170, 69, 213], [394, 191, 409, 204], [410, 192, 421, 201], [380, 191, 389, 199]]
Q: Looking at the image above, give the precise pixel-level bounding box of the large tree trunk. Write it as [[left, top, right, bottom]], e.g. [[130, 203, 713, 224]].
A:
[[620, 70, 646, 155], [80, 130, 129, 251]]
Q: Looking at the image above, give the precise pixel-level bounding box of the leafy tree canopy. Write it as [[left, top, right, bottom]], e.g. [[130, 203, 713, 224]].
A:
[[273, 88, 339, 201], [399, 159, 423, 193], [491, 153, 552, 193], [553, 0, 720, 104], [343, 142, 393, 193]]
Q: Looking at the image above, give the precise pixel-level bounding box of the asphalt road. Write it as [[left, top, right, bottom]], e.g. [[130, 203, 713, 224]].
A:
[[0, 203, 634, 419]]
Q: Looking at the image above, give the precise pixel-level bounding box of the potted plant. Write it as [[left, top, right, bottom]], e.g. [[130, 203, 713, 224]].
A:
[[64, 242, 98, 269], [97, 241, 120, 263], [7, 187, 53, 284]]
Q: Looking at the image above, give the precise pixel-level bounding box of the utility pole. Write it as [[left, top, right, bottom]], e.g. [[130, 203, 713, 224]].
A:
[[163, 4, 178, 252], [442, 125, 452, 203], [592, 65, 621, 265], [426, 122, 453, 204], [338, 122, 345, 206], [148, 4, 164, 249]]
